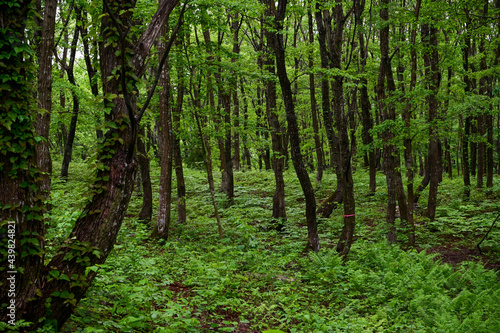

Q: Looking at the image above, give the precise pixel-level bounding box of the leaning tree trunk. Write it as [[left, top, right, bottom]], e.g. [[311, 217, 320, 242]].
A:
[[0, 0, 181, 330], [265, 0, 319, 251]]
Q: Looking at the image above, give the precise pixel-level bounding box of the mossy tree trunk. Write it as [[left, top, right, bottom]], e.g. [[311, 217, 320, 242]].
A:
[[0, 0, 180, 330]]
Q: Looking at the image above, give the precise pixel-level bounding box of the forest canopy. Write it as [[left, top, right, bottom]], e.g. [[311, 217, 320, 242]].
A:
[[1, 0, 499, 331]]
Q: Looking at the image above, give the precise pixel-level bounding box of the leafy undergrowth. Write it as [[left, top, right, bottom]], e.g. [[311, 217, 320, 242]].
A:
[[48, 160, 500, 332]]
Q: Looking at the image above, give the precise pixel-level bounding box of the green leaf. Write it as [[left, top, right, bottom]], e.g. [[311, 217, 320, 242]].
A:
[[49, 270, 60, 278]]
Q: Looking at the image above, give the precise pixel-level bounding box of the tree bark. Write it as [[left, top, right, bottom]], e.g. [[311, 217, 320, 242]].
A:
[[138, 126, 153, 221], [462, 19, 473, 199], [173, 37, 186, 223], [308, 10, 324, 183], [60, 17, 80, 179], [231, 12, 241, 172], [35, 0, 57, 196], [355, 0, 376, 194], [314, 2, 344, 217], [264, 0, 319, 252], [154, 22, 174, 238], [377, 0, 409, 243], [0, 1, 180, 329], [0, 2, 46, 327], [79, 7, 103, 140], [263, 16, 287, 224], [421, 18, 441, 221]]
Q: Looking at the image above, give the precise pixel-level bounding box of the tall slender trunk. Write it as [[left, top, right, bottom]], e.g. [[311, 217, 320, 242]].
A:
[[154, 23, 174, 239], [138, 126, 153, 221], [231, 13, 241, 171], [324, 2, 356, 256], [60, 20, 80, 179], [79, 7, 103, 140], [462, 20, 473, 199], [403, 0, 421, 247], [265, 0, 319, 251], [263, 20, 287, 223], [240, 79, 252, 169], [35, 0, 57, 196], [308, 10, 324, 183], [314, 3, 344, 218], [378, 0, 408, 243], [421, 18, 441, 221], [355, 0, 376, 193], [478, 3, 489, 188], [192, 83, 223, 238], [173, 37, 186, 223]]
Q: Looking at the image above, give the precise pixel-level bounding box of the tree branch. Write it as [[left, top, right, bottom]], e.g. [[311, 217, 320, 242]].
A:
[[136, 2, 188, 124]]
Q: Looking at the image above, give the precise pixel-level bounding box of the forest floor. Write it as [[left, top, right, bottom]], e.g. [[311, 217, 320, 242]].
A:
[[47, 159, 499, 333]]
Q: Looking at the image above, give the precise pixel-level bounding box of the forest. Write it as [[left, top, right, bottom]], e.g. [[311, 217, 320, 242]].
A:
[[1, 0, 500, 331]]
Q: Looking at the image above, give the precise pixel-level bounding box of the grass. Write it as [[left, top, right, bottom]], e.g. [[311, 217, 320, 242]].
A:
[[45, 158, 500, 332]]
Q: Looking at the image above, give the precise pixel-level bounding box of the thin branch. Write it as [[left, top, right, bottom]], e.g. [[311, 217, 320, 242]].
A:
[[477, 211, 500, 255], [54, 0, 75, 50], [136, 2, 188, 124]]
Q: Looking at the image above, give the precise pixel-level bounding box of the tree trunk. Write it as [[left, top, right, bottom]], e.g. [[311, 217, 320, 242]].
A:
[[462, 23, 473, 199], [315, 2, 344, 216], [421, 18, 441, 222], [173, 38, 186, 223], [265, 0, 319, 252], [231, 13, 241, 172], [192, 82, 223, 238], [60, 18, 80, 179], [79, 7, 103, 140], [378, 0, 409, 242], [138, 126, 153, 221], [241, 79, 252, 169], [35, 0, 57, 196], [0, 2, 46, 327], [308, 10, 324, 183], [324, 1, 356, 256], [403, 0, 421, 247], [0, 1, 180, 329], [263, 22, 287, 224], [154, 23, 174, 238]]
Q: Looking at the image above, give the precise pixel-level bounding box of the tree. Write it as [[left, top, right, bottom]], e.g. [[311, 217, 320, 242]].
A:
[[421, 1, 442, 222], [262, 4, 287, 225], [0, 0, 181, 329], [35, 0, 57, 195], [377, 0, 409, 243], [263, 0, 319, 252], [60, 7, 81, 179], [154, 20, 175, 239]]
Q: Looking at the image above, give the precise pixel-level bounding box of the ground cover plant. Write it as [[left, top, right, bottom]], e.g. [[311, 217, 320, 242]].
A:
[[45, 159, 500, 333]]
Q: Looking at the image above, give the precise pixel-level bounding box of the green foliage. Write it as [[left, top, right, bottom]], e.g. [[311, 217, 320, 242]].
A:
[[55, 162, 499, 333]]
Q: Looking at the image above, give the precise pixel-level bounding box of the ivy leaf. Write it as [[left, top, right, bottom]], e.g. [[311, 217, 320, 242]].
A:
[[49, 270, 60, 278]]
